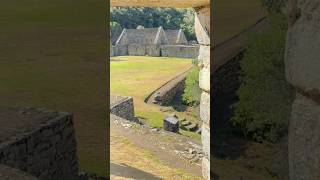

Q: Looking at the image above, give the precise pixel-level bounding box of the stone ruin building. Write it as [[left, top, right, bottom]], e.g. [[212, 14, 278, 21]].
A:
[[111, 25, 199, 58], [111, 1, 210, 179]]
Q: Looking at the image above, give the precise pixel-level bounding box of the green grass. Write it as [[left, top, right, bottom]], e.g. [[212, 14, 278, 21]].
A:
[[213, 0, 266, 44], [110, 56, 192, 128], [0, 0, 108, 176]]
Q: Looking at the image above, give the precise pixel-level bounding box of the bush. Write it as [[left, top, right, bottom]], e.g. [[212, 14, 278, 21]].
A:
[[232, 14, 295, 142], [182, 66, 201, 106]]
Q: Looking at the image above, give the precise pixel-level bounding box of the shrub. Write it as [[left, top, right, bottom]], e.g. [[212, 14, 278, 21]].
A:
[[231, 13, 295, 142], [182, 66, 201, 106]]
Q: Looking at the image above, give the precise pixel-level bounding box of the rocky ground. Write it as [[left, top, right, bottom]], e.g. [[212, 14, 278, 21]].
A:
[[110, 114, 203, 179]]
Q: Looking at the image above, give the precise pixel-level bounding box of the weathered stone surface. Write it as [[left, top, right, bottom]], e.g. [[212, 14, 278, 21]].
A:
[[163, 116, 179, 133], [194, 6, 210, 45], [202, 156, 210, 180], [110, 96, 135, 122], [0, 107, 79, 180], [289, 93, 320, 180], [286, 1, 320, 179], [0, 164, 38, 180], [201, 123, 210, 158], [200, 92, 210, 125], [161, 45, 199, 59], [285, 0, 320, 99], [198, 45, 210, 66], [199, 66, 210, 92]]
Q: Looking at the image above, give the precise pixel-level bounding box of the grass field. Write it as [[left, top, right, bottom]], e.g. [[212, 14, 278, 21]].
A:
[[213, 0, 266, 44], [110, 56, 193, 128], [111, 134, 201, 179], [0, 0, 108, 176]]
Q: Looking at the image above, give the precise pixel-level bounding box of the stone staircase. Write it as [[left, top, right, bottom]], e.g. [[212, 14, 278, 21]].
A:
[[180, 119, 201, 134]]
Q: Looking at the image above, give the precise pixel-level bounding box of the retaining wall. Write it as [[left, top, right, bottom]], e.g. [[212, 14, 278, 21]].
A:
[[112, 44, 198, 59], [0, 107, 79, 180], [161, 45, 199, 59], [110, 96, 135, 122], [151, 76, 186, 106]]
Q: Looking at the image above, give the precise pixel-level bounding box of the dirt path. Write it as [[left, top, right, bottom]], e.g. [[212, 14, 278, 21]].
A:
[[110, 114, 202, 179]]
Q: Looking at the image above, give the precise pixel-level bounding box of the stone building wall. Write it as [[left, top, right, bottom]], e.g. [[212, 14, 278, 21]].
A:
[[0, 108, 79, 180], [286, 0, 320, 179], [161, 45, 199, 59], [110, 96, 135, 122], [195, 6, 211, 180], [112, 44, 198, 59], [113, 45, 128, 56], [128, 44, 147, 56]]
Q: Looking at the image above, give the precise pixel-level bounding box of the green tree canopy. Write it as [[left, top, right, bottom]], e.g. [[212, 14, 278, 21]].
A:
[[110, 7, 196, 41]]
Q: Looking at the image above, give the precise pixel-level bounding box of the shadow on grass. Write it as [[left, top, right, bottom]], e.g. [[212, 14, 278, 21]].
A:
[[110, 163, 162, 180]]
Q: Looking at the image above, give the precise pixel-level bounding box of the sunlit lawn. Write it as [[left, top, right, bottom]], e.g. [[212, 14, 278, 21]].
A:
[[110, 56, 193, 128]]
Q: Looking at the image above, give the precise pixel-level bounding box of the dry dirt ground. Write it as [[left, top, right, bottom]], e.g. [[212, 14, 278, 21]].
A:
[[110, 114, 203, 179]]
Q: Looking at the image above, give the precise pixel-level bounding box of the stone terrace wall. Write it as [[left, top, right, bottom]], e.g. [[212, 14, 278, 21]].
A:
[[161, 45, 199, 59], [110, 96, 135, 122], [0, 107, 78, 180], [153, 77, 186, 106], [113, 44, 198, 59]]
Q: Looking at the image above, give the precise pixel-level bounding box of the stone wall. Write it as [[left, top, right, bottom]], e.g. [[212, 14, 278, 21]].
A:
[[110, 96, 135, 122], [112, 44, 198, 59], [113, 45, 128, 56], [195, 6, 210, 180], [286, 0, 320, 179], [153, 77, 186, 106], [161, 45, 199, 59], [0, 107, 79, 180]]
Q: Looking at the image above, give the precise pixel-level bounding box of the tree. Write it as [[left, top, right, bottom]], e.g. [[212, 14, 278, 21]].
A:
[[110, 7, 196, 40], [110, 21, 122, 44], [232, 14, 294, 142]]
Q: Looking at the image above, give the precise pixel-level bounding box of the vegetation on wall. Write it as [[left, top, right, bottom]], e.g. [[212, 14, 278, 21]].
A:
[[110, 21, 122, 43], [261, 0, 286, 13], [110, 7, 196, 41], [232, 13, 294, 142], [182, 66, 201, 106]]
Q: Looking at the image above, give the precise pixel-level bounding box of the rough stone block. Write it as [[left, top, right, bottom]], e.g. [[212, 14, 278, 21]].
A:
[[202, 156, 210, 180], [194, 6, 210, 45], [199, 66, 210, 92], [163, 116, 179, 133], [200, 92, 210, 125], [285, 0, 320, 98], [289, 93, 320, 180], [198, 45, 210, 67], [201, 123, 210, 158]]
